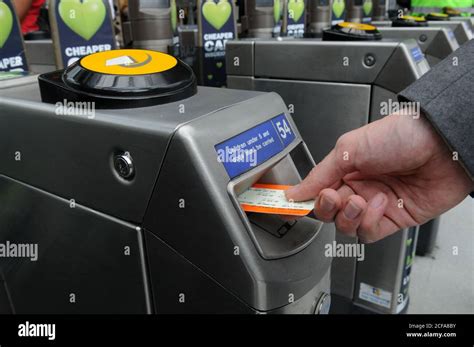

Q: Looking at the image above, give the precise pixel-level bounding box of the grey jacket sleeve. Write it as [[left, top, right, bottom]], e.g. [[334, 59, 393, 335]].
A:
[[398, 39, 474, 181]]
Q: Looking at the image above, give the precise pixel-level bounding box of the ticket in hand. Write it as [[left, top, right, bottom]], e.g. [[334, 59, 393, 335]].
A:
[[238, 183, 315, 216]]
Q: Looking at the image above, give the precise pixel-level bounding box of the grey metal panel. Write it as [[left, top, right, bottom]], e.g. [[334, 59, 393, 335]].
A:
[[0, 86, 264, 223], [0, 75, 38, 90], [370, 85, 398, 122], [226, 40, 255, 76], [374, 39, 428, 93], [377, 27, 458, 63], [331, 233, 358, 299], [227, 39, 427, 88], [371, 20, 391, 27], [426, 28, 459, 60], [252, 40, 399, 83], [450, 16, 474, 30], [0, 175, 150, 313], [353, 229, 408, 314], [427, 21, 473, 44], [131, 19, 173, 41], [227, 75, 256, 89], [24, 40, 56, 68], [250, 78, 371, 163]]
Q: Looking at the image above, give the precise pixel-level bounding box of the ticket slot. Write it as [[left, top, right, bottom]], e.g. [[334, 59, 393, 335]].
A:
[[229, 143, 322, 260]]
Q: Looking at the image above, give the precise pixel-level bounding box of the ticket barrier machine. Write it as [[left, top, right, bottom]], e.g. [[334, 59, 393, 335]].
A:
[[226, 24, 428, 313], [424, 20, 472, 44], [375, 28, 458, 66], [372, 18, 473, 45], [371, 16, 456, 254], [0, 49, 334, 314]]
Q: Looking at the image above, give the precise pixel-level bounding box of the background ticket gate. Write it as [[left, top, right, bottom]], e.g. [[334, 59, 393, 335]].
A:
[[226, 33, 429, 313], [0, 49, 334, 314], [372, 19, 473, 45], [376, 26, 459, 66]]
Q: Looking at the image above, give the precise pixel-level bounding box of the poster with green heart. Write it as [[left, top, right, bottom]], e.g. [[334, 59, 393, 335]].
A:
[[50, 0, 116, 68], [361, 0, 373, 23], [331, 0, 346, 24], [285, 0, 305, 37], [0, 0, 29, 72], [198, 0, 236, 87]]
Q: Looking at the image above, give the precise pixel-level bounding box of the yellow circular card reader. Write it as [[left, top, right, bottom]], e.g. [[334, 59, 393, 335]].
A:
[[425, 12, 450, 21], [392, 15, 428, 27], [38, 49, 196, 108], [322, 22, 382, 41]]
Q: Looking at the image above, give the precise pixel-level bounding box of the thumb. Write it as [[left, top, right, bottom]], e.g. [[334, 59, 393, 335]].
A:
[[286, 137, 357, 201]]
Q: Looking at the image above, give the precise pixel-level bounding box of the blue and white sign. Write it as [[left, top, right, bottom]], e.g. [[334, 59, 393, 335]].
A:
[[215, 114, 296, 178], [410, 46, 424, 63]]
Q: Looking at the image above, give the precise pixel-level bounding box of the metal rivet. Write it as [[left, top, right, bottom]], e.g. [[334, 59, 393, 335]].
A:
[[364, 54, 376, 67], [114, 152, 135, 179]]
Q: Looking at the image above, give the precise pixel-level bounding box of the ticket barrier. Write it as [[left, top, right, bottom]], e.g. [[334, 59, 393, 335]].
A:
[[372, 18, 473, 45], [0, 49, 334, 314], [376, 20, 459, 65], [226, 23, 428, 313]]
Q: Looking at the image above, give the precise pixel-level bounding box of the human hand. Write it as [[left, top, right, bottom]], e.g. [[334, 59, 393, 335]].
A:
[[286, 112, 473, 243]]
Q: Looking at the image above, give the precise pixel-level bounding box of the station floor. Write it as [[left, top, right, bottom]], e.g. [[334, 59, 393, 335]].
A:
[[408, 196, 474, 314]]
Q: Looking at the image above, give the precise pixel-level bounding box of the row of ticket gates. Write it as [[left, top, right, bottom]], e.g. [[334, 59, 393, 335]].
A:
[[0, 0, 472, 314]]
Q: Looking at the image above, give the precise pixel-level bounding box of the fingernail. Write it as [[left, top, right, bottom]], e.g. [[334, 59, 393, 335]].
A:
[[344, 200, 362, 220], [370, 193, 385, 208], [320, 195, 335, 212]]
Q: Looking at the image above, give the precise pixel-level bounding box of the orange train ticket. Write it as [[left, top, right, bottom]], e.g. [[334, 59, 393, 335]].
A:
[[238, 183, 315, 216]]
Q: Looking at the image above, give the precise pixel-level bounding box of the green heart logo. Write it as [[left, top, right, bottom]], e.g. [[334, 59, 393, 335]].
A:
[[288, 0, 304, 22], [171, 0, 177, 32], [207, 74, 213, 80], [273, 0, 281, 23], [362, 0, 372, 16], [216, 61, 223, 68], [59, 0, 106, 41], [202, 0, 232, 31], [0, 1, 14, 48], [332, 0, 345, 19]]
